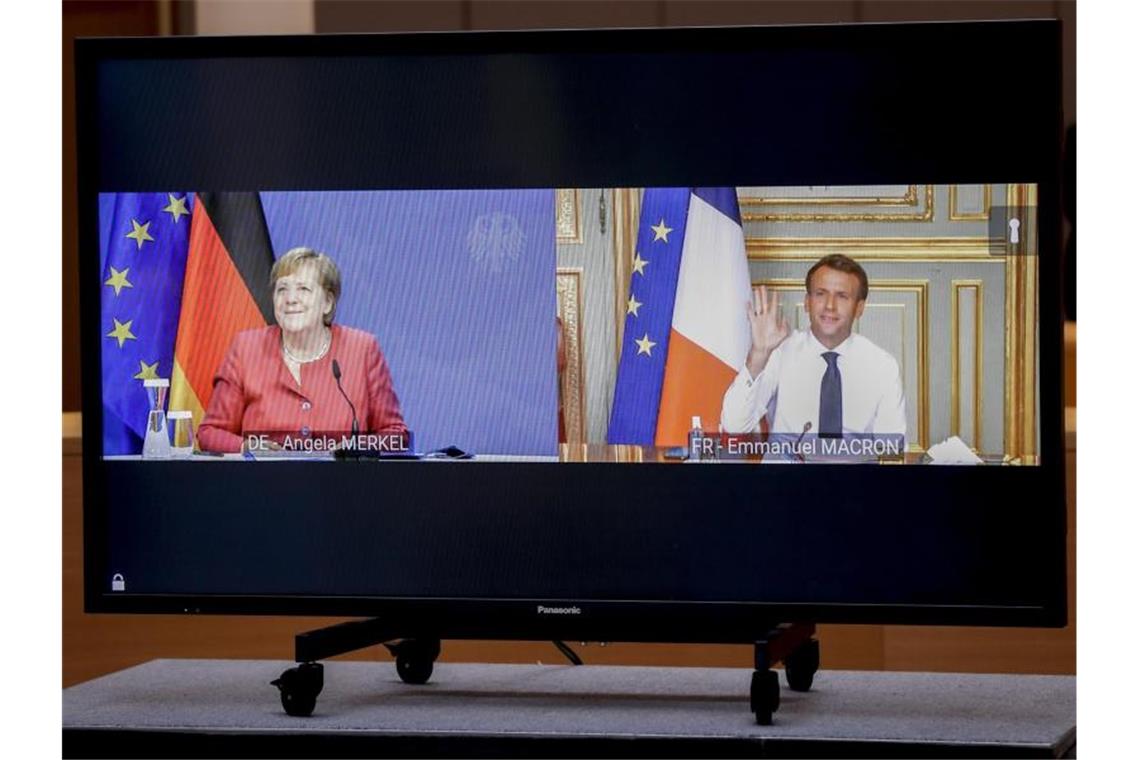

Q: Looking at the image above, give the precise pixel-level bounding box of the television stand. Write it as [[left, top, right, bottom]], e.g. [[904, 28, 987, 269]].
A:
[[271, 618, 439, 717], [270, 619, 819, 723]]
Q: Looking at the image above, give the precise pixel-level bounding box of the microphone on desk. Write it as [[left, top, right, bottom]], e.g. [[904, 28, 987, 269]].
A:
[[794, 421, 812, 463], [331, 359, 359, 438]]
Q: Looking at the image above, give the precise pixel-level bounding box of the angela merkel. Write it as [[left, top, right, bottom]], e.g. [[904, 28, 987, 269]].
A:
[[197, 247, 407, 453]]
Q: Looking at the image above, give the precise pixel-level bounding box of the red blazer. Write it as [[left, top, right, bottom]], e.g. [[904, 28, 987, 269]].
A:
[[197, 325, 407, 453]]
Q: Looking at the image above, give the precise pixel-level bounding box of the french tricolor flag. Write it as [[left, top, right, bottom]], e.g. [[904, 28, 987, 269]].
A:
[[607, 188, 752, 446]]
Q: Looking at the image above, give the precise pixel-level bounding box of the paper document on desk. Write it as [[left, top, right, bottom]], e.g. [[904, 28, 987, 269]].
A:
[[926, 436, 984, 465]]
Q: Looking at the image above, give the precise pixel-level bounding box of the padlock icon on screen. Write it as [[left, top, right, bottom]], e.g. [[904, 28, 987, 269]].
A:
[[111, 573, 125, 592]]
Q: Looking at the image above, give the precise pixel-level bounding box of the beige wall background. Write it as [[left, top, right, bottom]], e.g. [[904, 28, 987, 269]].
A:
[[195, 0, 314, 35], [62, 0, 1076, 687]]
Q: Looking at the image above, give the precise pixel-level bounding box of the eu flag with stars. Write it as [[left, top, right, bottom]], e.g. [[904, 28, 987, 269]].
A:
[[606, 188, 692, 445], [100, 193, 193, 455]]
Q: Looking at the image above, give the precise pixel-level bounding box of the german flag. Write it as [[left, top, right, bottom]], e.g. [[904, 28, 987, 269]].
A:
[[169, 193, 276, 426]]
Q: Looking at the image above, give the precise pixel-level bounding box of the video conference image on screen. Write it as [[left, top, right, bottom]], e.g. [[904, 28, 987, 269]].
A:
[[98, 184, 1039, 466]]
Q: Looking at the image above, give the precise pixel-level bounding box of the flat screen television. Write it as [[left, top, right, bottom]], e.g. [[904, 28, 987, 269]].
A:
[[77, 20, 1066, 648]]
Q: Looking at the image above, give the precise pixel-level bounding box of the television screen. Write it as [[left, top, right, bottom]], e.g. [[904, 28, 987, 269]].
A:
[[78, 21, 1065, 633], [98, 184, 1037, 467]]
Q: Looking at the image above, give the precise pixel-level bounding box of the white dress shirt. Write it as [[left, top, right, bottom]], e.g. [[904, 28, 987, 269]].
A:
[[720, 329, 907, 443]]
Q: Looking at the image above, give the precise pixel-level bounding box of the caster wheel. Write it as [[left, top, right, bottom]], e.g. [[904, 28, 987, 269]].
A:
[[388, 639, 440, 685], [784, 639, 820, 692], [278, 686, 317, 717], [750, 669, 780, 725], [396, 652, 434, 685], [271, 662, 324, 717]]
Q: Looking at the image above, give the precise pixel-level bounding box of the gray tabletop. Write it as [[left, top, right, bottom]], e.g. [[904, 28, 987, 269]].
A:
[[63, 659, 1075, 757]]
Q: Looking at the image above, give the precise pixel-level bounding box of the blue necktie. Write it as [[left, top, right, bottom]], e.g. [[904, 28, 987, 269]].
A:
[[819, 351, 842, 438]]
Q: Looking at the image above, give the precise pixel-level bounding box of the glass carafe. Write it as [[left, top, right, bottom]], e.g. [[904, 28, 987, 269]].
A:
[[142, 378, 172, 459]]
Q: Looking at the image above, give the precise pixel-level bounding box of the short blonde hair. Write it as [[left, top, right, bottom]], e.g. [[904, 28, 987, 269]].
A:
[[270, 247, 342, 326]]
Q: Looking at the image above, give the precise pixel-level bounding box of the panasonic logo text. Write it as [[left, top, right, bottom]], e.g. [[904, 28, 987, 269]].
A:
[[536, 605, 582, 615]]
